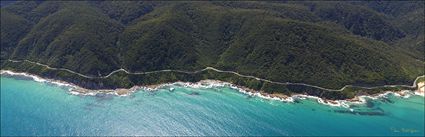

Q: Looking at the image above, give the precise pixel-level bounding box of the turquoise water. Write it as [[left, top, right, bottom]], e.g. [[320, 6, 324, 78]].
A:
[[1, 76, 424, 136]]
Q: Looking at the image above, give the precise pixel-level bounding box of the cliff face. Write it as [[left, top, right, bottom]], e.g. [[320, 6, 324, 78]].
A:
[[417, 82, 425, 95]]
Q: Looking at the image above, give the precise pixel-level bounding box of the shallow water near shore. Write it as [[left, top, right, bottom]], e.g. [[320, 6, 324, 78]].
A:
[[1, 76, 424, 136]]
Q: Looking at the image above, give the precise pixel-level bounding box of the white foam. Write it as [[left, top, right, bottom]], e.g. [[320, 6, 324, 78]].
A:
[[68, 90, 81, 95], [1, 70, 72, 87], [1, 70, 421, 107], [414, 92, 424, 97]]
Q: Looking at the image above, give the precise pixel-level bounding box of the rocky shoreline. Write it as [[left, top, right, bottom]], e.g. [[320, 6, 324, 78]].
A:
[[1, 70, 424, 108]]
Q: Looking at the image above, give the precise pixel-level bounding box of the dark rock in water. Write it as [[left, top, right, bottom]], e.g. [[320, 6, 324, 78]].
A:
[[147, 92, 157, 96], [84, 102, 105, 111], [357, 111, 386, 116], [366, 101, 375, 108], [86, 103, 104, 108], [189, 92, 200, 95], [375, 107, 384, 112], [349, 105, 359, 108], [381, 98, 394, 103], [246, 95, 253, 99], [294, 100, 301, 104], [311, 109, 316, 111], [95, 93, 114, 101], [334, 109, 385, 116]]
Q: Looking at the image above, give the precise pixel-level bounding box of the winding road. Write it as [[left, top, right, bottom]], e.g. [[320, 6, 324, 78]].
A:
[[3, 59, 424, 92]]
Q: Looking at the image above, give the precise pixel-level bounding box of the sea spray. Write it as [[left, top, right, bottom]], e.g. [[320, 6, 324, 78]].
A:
[[0, 70, 420, 108]]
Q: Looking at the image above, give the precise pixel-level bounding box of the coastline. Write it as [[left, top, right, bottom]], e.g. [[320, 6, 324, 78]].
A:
[[1, 69, 423, 108]]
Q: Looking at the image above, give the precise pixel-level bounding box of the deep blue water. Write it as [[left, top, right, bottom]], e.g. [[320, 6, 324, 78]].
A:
[[1, 76, 424, 136]]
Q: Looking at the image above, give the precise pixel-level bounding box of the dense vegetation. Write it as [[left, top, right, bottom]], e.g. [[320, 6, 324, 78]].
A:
[[1, 1, 424, 99]]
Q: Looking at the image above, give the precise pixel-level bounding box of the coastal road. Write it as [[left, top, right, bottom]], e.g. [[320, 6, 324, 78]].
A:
[[4, 59, 424, 92]]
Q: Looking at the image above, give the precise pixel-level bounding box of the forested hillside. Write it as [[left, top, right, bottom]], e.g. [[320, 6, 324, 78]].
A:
[[1, 1, 424, 94]]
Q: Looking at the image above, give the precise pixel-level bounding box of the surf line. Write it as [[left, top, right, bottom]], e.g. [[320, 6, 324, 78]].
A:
[[4, 59, 425, 92]]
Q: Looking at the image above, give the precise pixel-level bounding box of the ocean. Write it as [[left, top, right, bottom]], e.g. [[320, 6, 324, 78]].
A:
[[1, 75, 424, 136]]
